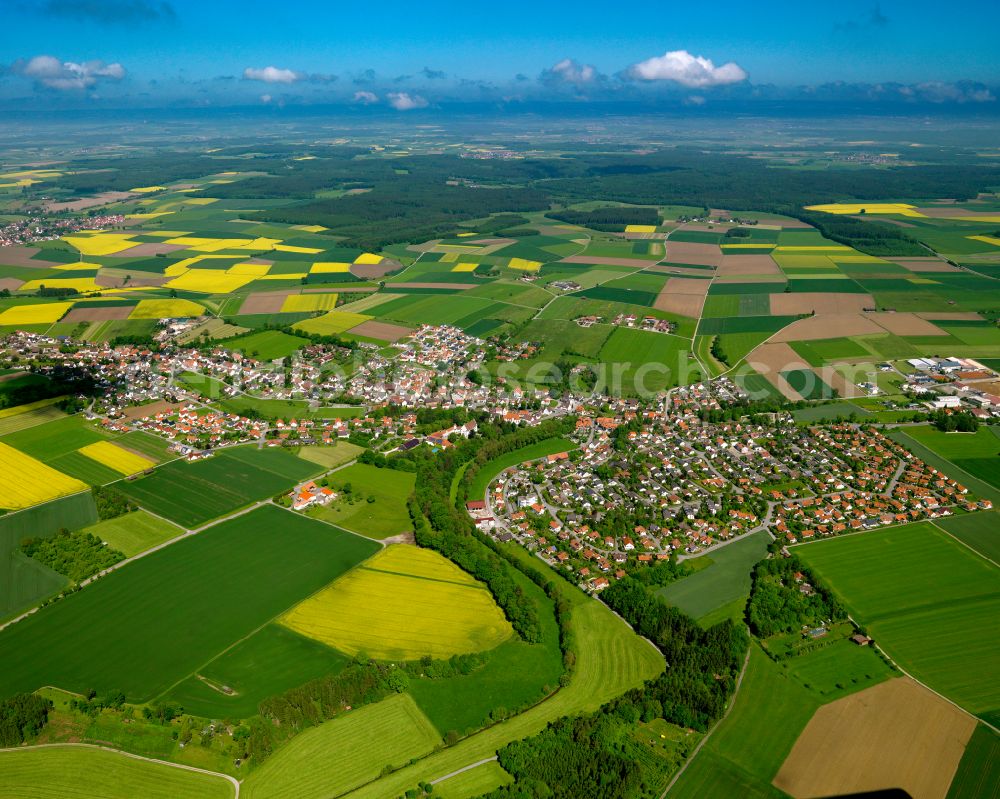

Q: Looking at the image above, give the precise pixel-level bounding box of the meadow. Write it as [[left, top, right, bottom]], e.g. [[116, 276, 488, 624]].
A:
[[281, 545, 513, 660], [0, 746, 234, 799], [783, 636, 897, 700], [118, 446, 320, 527], [936, 512, 1000, 563], [242, 694, 442, 799], [223, 329, 308, 360], [82, 510, 183, 557], [796, 522, 1000, 716], [658, 531, 769, 622], [311, 462, 415, 537], [0, 505, 379, 701], [946, 724, 1000, 799]]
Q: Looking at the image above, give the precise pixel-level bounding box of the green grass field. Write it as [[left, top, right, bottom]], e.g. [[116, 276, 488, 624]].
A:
[[796, 522, 1000, 716], [658, 531, 769, 622], [82, 510, 183, 557], [947, 724, 1000, 799], [0, 746, 234, 799], [784, 637, 897, 701], [901, 425, 1000, 490], [936, 512, 1000, 563], [435, 761, 513, 798], [0, 414, 110, 461], [168, 623, 349, 718], [668, 646, 819, 799], [242, 694, 441, 799], [0, 505, 379, 701], [222, 329, 308, 360], [295, 442, 364, 469], [118, 446, 320, 527], [311, 463, 415, 537], [466, 437, 576, 502]]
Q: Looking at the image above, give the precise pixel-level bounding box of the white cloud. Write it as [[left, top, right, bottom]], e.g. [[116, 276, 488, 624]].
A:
[[684, 95, 707, 106], [260, 94, 272, 104], [243, 66, 301, 84], [627, 49, 746, 88], [386, 91, 428, 110], [353, 90, 379, 105], [18, 55, 125, 90], [542, 58, 598, 86]]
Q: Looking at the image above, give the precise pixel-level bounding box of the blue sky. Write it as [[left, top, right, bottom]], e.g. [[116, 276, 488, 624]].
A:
[[2, 0, 999, 109]]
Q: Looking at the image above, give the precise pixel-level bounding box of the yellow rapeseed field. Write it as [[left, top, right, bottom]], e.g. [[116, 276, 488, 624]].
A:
[[354, 253, 384, 264], [164, 236, 280, 253], [281, 293, 339, 312], [804, 203, 927, 218], [281, 545, 513, 659], [439, 252, 458, 263], [129, 186, 166, 193], [293, 310, 372, 335], [292, 224, 328, 233], [509, 257, 541, 271], [624, 224, 658, 233], [0, 442, 88, 510], [274, 244, 323, 254], [78, 441, 154, 476], [451, 262, 478, 272], [129, 299, 205, 319], [310, 262, 351, 273], [63, 233, 140, 256], [968, 235, 1000, 248], [52, 262, 102, 271], [227, 263, 271, 277], [164, 269, 256, 293], [0, 302, 74, 326], [774, 246, 853, 252]]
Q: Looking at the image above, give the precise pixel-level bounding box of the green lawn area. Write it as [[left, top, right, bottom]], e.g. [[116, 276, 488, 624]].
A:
[[936, 512, 1000, 563], [0, 414, 110, 461], [295, 442, 364, 470], [658, 531, 770, 622], [168, 623, 349, 718], [311, 463, 415, 538], [466, 437, 577, 502], [0, 505, 379, 702], [796, 522, 1000, 716], [668, 646, 819, 799], [261, 543, 664, 799], [598, 327, 696, 395], [118, 446, 320, 528], [0, 746, 234, 799], [783, 636, 898, 701], [242, 694, 441, 799], [946, 724, 1000, 799], [434, 761, 513, 799], [83, 510, 183, 557], [221, 329, 309, 360]]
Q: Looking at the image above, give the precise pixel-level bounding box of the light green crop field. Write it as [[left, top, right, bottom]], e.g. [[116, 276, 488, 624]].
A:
[[82, 510, 183, 557], [936, 512, 1000, 563], [295, 441, 364, 470], [784, 637, 897, 701], [242, 694, 441, 799], [668, 646, 819, 799], [0, 746, 234, 799], [658, 531, 770, 621], [254, 544, 663, 799], [435, 761, 514, 798], [796, 522, 1000, 716], [312, 462, 415, 537]]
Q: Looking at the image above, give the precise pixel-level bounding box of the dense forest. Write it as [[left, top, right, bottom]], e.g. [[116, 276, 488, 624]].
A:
[[545, 205, 660, 232], [0, 693, 52, 747], [21, 528, 126, 583]]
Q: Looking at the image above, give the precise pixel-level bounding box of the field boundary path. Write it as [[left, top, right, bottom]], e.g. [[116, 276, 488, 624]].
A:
[[430, 755, 499, 786], [658, 640, 753, 798], [0, 742, 240, 798]]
